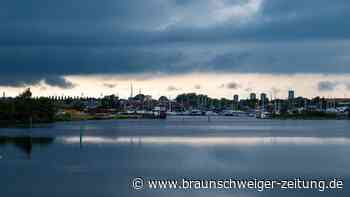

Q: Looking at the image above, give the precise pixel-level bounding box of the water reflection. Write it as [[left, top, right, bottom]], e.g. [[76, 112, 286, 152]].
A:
[[0, 136, 55, 159], [61, 136, 350, 146], [1, 119, 350, 197]]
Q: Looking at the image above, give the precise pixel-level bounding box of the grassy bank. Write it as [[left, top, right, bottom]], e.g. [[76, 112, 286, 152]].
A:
[[54, 112, 141, 122]]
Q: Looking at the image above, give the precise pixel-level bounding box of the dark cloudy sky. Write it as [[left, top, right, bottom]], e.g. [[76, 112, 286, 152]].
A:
[[1, 0, 350, 98]]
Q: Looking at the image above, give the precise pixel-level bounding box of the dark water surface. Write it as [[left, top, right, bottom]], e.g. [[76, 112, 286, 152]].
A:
[[1, 117, 350, 197]]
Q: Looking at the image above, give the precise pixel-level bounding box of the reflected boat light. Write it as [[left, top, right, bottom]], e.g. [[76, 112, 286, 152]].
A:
[[59, 136, 350, 146]]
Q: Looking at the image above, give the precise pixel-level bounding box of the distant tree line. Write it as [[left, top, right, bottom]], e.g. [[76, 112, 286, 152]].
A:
[[0, 89, 56, 126]]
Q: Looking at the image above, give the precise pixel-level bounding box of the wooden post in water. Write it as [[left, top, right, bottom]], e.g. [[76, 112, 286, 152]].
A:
[[80, 126, 83, 148], [29, 116, 33, 159], [29, 116, 33, 128]]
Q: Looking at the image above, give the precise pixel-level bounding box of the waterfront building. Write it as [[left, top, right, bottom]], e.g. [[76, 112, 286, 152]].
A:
[[260, 93, 267, 108], [288, 90, 295, 100], [234, 94, 239, 102], [288, 90, 295, 109], [250, 93, 256, 100], [233, 94, 239, 110]]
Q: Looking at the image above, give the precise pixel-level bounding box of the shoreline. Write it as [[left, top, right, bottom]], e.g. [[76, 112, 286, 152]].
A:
[[0, 115, 348, 128]]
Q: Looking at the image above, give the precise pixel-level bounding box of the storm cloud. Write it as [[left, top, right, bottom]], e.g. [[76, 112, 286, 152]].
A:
[[103, 83, 117, 89], [0, 74, 74, 89], [318, 81, 339, 92], [1, 0, 350, 87], [226, 82, 240, 90], [194, 85, 201, 90], [43, 76, 75, 89], [167, 85, 180, 91]]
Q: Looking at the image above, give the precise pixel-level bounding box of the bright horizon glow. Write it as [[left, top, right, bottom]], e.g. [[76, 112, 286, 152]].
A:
[[1, 73, 350, 99]]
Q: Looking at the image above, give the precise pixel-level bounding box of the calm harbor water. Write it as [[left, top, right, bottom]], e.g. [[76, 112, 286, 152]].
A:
[[0, 117, 350, 197]]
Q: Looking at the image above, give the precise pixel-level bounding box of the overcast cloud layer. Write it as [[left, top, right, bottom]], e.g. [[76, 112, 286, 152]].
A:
[[1, 0, 350, 88]]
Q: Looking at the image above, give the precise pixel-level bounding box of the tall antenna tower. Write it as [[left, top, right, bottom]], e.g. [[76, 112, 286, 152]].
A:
[[130, 82, 134, 98]]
